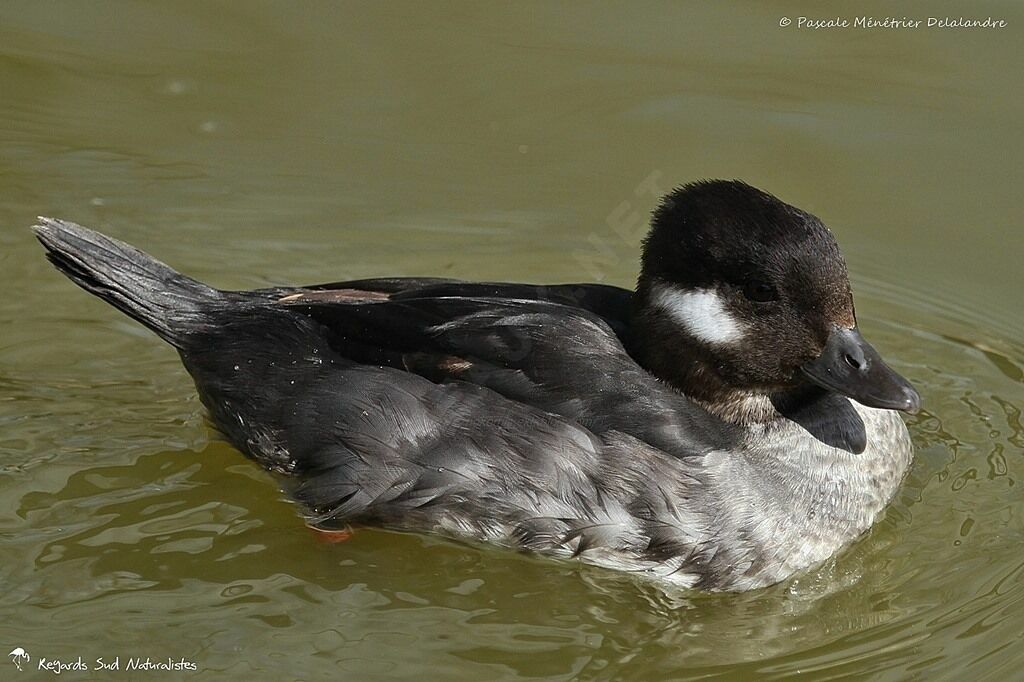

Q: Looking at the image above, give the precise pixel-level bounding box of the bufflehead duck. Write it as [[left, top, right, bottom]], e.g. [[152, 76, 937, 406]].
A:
[[35, 180, 919, 591]]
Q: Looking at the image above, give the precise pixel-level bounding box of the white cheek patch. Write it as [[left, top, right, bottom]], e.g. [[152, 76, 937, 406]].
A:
[[651, 285, 746, 345]]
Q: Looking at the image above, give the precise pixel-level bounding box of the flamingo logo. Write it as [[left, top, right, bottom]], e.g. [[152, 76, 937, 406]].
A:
[[8, 647, 30, 671]]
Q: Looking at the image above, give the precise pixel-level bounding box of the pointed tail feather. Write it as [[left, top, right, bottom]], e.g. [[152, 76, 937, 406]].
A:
[[33, 217, 223, 348]]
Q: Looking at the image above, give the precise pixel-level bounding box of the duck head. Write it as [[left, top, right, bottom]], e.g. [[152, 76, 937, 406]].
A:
[[631, 180, 920, 423]]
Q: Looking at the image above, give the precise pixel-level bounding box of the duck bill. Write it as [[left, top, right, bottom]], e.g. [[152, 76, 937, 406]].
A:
[[800, 326, 921, 413]]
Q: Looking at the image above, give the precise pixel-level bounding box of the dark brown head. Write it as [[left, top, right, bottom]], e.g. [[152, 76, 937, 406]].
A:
[[632, 180, 919, 419]]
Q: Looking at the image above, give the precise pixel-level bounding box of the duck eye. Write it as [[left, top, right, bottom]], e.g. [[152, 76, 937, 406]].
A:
[[743, 281, 778, 303]]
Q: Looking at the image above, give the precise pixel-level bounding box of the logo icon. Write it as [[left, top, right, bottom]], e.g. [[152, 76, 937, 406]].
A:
[[8, 647, 30, 671]]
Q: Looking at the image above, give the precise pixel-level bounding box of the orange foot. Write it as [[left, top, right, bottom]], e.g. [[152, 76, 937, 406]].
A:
[[308, 525, 354, 543]]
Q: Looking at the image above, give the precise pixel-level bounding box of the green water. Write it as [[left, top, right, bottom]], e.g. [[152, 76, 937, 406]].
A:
[[2, 2, 1023, 679]]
